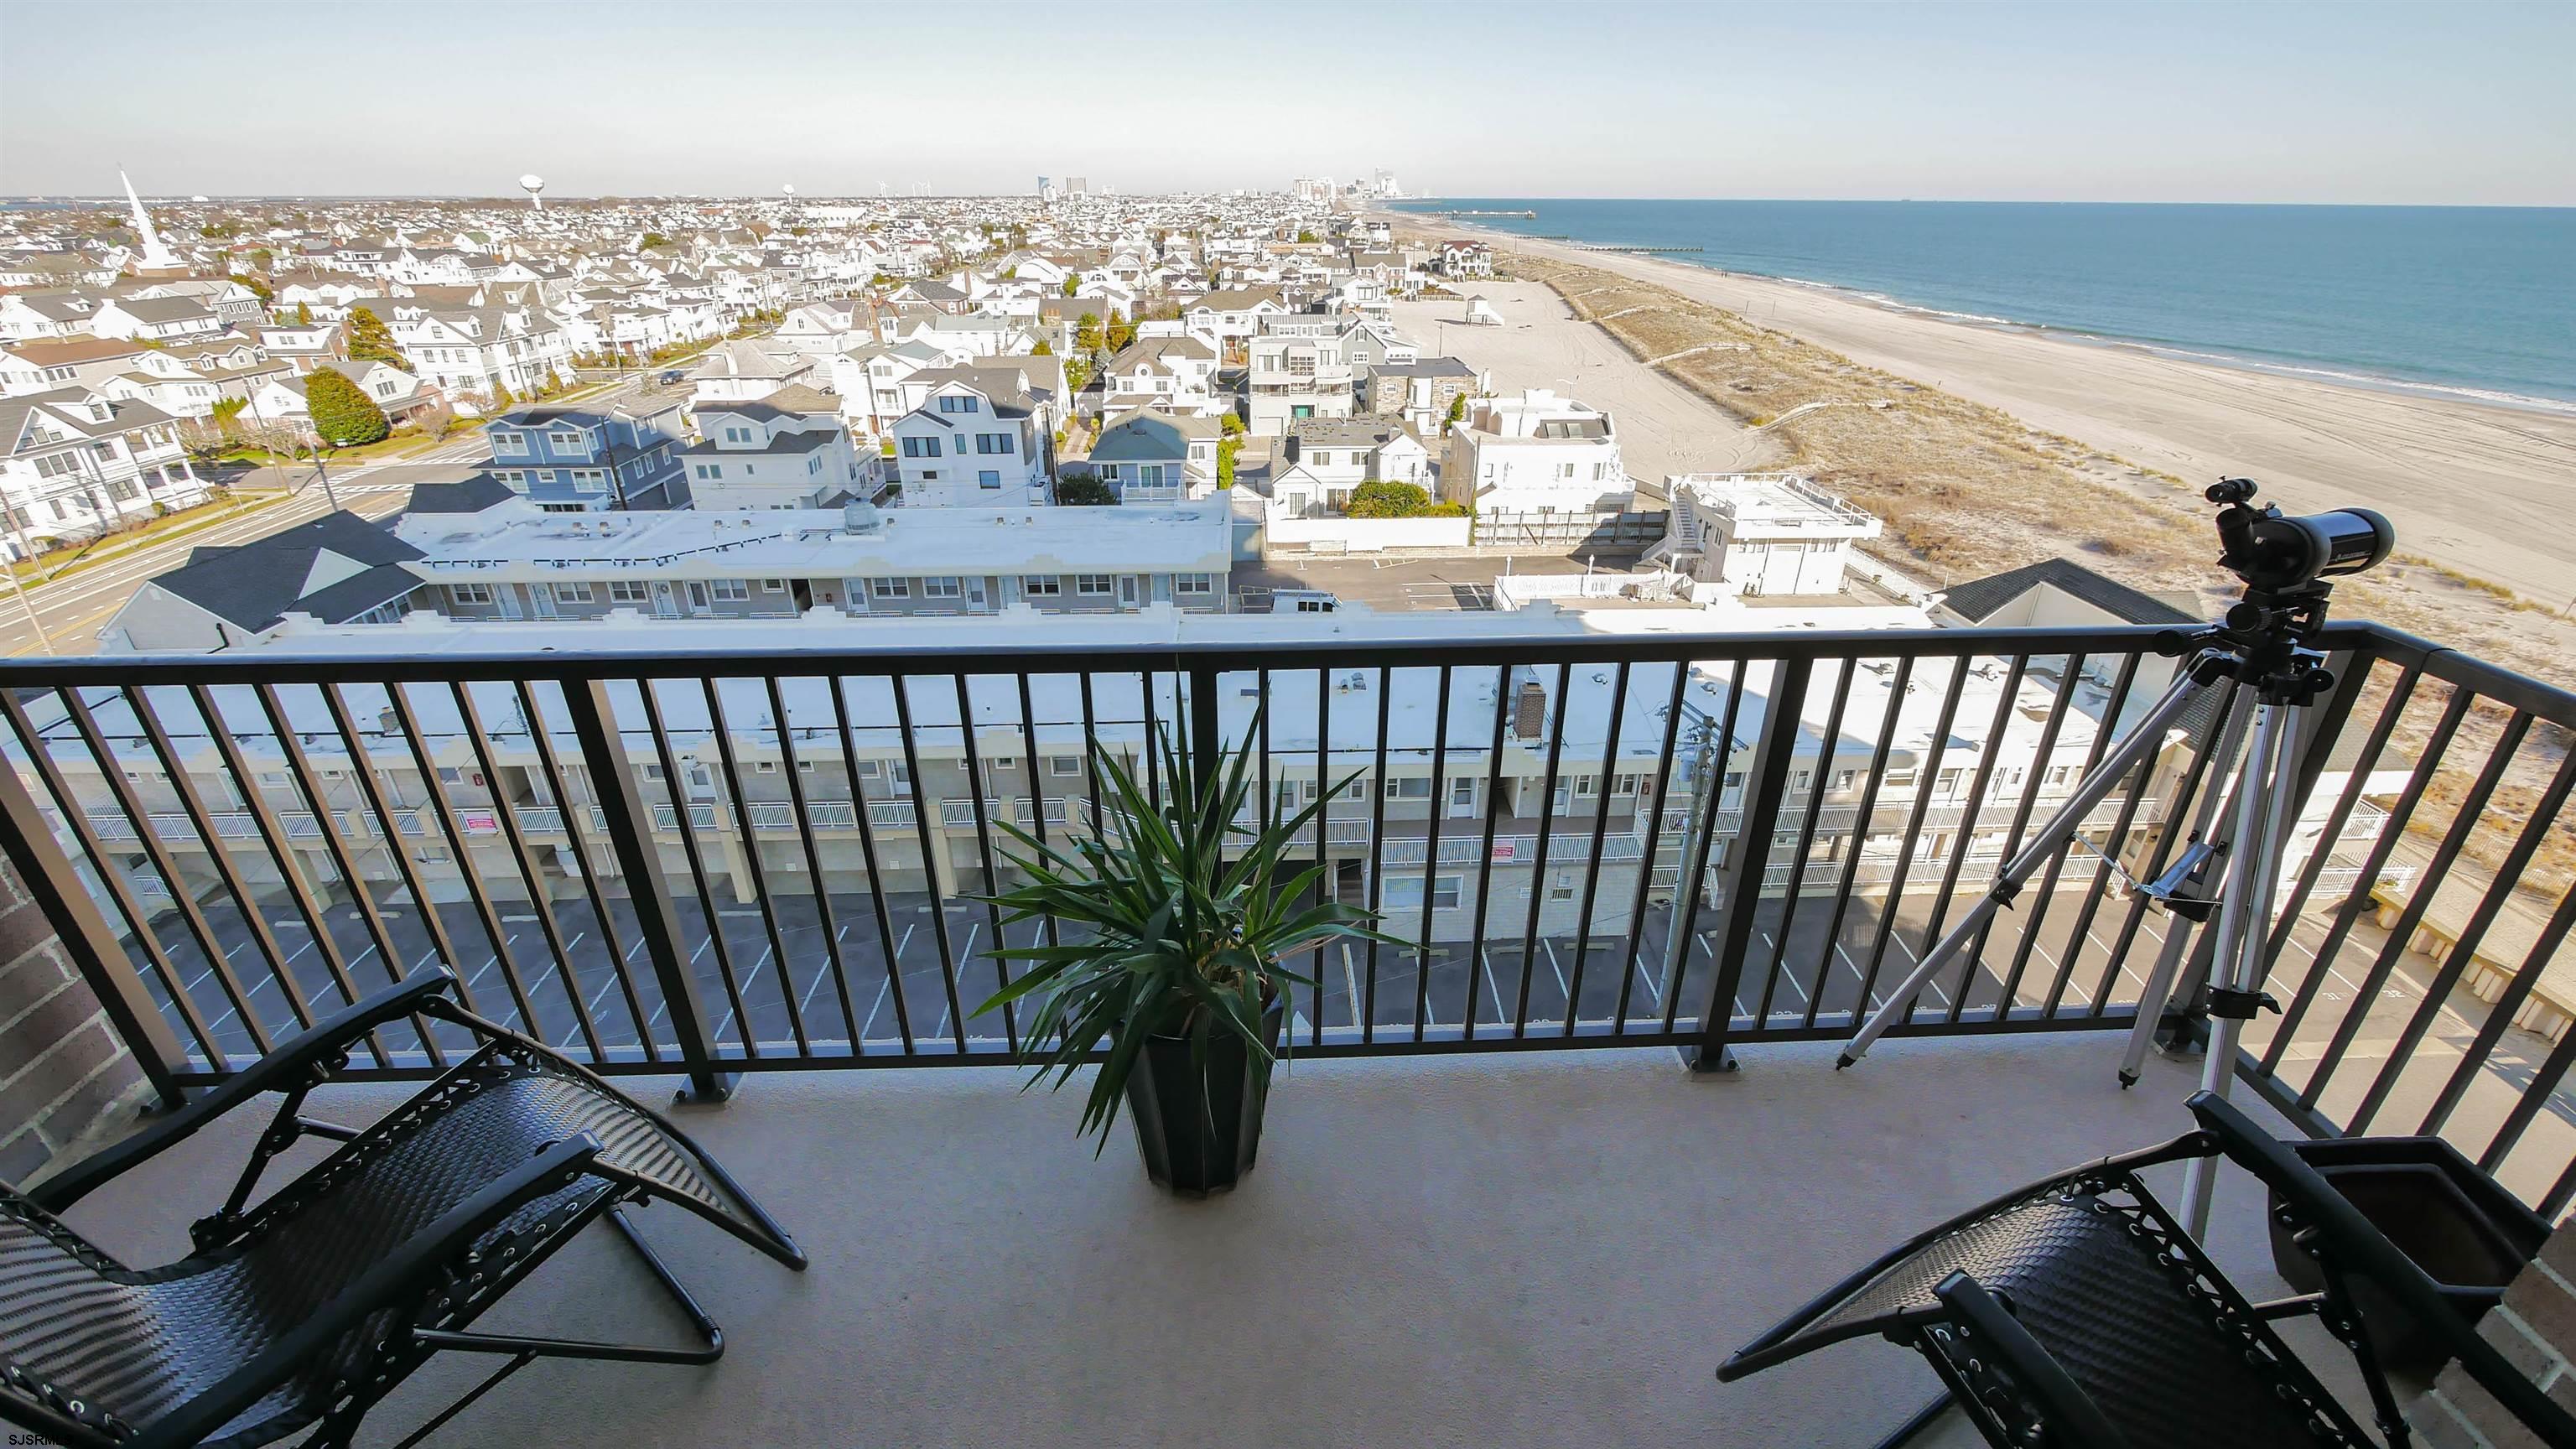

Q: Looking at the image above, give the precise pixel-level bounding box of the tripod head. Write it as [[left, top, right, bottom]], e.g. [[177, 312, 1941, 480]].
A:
[[2158, 479, 2397, 705]]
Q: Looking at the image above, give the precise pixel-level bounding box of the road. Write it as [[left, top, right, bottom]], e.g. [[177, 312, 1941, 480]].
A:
[[0, 371, 682, 657]]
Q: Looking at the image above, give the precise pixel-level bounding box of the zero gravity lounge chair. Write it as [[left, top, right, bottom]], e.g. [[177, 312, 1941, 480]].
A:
[[0, 969, 805, 1449], [1718, 1091, 2576, 1449]]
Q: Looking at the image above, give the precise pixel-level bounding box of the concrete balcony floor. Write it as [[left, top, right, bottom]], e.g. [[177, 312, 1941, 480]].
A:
[[53, 1034, 2340, 1449]]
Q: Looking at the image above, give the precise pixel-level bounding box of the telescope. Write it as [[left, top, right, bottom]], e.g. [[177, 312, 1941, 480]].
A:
[[2209, 477, 2393, 595]]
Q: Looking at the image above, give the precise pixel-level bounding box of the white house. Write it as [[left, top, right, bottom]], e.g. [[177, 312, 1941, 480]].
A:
[[1441, 389, 1629, 515], [687, 340, 818, 408], [888, 377, 1050, 508], [86, 296, 225, 344], [0, 387, 209, 554], [388, 306, 572, 413], [247, 360, 435, 435], [682, 387, 867, 510], [1084, 408, 1223, 502], [1657, 474, 1886, 599]]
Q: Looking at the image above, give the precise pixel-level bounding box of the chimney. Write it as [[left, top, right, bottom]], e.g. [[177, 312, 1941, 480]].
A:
[[1513, 676, 1547, 743]]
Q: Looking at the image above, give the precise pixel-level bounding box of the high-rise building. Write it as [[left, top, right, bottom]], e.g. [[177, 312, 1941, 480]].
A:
[[1066, 176, 1088, 195]]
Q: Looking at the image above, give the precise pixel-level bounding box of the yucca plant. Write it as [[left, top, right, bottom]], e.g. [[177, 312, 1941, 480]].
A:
[[974, 709, 1398, 1189]]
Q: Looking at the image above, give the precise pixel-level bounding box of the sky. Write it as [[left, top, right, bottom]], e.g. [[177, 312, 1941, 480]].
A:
[[3, 1, 2569, 205]]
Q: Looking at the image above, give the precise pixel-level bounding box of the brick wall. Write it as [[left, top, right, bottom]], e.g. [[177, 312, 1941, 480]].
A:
[[0, 853, 146, 1183], [2410, 1218, 2576, 1448]]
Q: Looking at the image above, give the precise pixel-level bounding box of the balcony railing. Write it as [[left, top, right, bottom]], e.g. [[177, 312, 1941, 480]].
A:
[[3, 620, 2573, 1213]]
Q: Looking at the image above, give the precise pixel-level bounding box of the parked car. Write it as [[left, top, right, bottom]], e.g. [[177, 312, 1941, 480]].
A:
[[657, 370, 685, 385]]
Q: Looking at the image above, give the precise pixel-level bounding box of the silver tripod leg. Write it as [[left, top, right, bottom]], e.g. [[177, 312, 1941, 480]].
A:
[[2179, 697, 2301, 1239], [1838, 665, 2213, 1069], [2116, 683, 2257, 1085]]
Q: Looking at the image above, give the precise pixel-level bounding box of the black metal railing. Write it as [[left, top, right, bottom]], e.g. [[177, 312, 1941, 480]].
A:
[[3, 620, 2573, 1212]]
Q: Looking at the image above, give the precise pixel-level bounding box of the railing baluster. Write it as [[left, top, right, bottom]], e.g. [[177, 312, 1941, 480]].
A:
[[2039, 661, 2158, 1015], [252, 683, 441, 1067], [1564, 659, 1630, 1036], [1999, 653, 2142, 1015], [2257, 662, 2421, 988], [1696, 656, 1811, 1068], [2356, 745, 2576, 1133], [0, 698, 188, 1102], [951, 674, 1015, 1054], [889, 673, 969, 1052], [122, 685, 313, 1047], [2263, 684, 2474, 1076], [1759, 658, 1854, 1026], [2300, 699, 2521, 1117], [1665, 660, 1747, 1036], [559, 679, 728, 1100], [1614, 664, 1690, 1032], [315, 683, 484, 1039], [1463, 663, 1514, 1038], [512, 682, 655, 1062], [1310, 666, 1330, 1046], [1512, 662, 1571, 1037], [767, 678, 859, 1052], [1852, 658, 1969, 1022], [2083, 681, 2244, 1016], [1810, 657, 1914, 1030], [632, 678, 757, 1058], [1415, 666, 1452, 1042], [1913, 655, 2023, 1021], [2428, 875, 2576, 1140], [1363, 664, 1393, 1043], [382, 681, 536, 1034], [828, 676, 913, 1055], [701, 678, 810, 1056], [1962, 652, 2085, 1022], [184, 684, 384, 1066], [448, 681, 605, 1060], [0, 688, 216, 1073], [1077, 672, 1106, 841]]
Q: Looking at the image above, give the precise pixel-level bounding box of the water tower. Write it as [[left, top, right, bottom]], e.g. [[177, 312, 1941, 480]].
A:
[[520, 174, 546, 210]]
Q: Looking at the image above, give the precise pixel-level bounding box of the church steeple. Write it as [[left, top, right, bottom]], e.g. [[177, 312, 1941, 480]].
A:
[[118, 167, 182, 271]]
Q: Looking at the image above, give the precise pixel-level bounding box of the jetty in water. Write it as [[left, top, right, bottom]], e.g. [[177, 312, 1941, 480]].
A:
[[1431, 209, 1538, 218]]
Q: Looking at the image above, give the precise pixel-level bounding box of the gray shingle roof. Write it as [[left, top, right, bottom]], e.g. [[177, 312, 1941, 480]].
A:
[[1939, 558, 2198, 626], [153, 511, 424, 631]]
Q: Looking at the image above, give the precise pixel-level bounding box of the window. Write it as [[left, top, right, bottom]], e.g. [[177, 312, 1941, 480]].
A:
[[1384, 776, 1432, 799], [922, 576, 962, 599], [1048, 756, 1083, 777], [693, 463, 721, 480], [870, 578, 909, 600], [723, 426, 751, 444], [979, 470, 1000, 489], [855, 759, 912, 795], [491, 430, 527, 455], [1074, 574, 1113, 595], [609, 581, 651, 604], [1022, 576, 1061, 597], [572, 469, 605, 492], [1936, 767, 1965, 797], [1175, 573, 1213, 595], [1384, 875, 1463, 911], [2044, 765, 2076, 789], [1883, 767, 1918, 789], [1615, 771, 1649, 797], [448, 583, 493, 605], [974, 433, 1011, 454], [547, 428, 586, 450], [553, 582, 593, 604], [901, 436, 940, 458], [761, 579, 786, 593], [709, 579, 749, 602], [937, 394, 979, 414], [1450, 778, 1476, 808]]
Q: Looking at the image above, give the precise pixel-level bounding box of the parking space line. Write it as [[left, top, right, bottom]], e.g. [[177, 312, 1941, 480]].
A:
[[1541, 938, 1569, 1006], [1478, 950, 1509, 1027]]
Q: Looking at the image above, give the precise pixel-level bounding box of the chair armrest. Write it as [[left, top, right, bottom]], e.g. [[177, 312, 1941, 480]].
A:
[[124, 1131, 605, 1449], [29, 969, 459, 1213], [2189, 1090, 2576, 1446], [1933, 1273, 2129, 1449]]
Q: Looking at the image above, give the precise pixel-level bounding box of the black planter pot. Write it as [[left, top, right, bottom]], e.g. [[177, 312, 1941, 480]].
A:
[[2268, 1135, 2550, 1376], [1120, 1002, 1284, 1197]]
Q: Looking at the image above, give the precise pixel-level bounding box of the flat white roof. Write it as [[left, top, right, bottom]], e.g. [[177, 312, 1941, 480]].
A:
[[396, 499, 1233, 582]]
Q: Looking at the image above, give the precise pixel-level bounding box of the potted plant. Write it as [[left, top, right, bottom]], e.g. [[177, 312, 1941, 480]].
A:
[[974, 713, 1394, 1196]]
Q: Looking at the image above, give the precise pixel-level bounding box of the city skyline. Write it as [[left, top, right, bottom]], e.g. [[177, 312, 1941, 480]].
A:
[[3, 1, 2570, 207]]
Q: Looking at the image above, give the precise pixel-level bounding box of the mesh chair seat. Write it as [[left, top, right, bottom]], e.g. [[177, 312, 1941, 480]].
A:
[[1800, 1186, 2345, 1447], [2, 971, 803, 1449]]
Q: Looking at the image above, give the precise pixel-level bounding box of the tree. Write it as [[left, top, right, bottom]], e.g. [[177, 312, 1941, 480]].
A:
[[1055, 474, 1116, 506], [1216, 435, 1241, 489], [1105, 316, 1135, 353], [1073, 312, 1103, 352], [345, 306, 410, 370], [1296, 229, 1319, 245], [1347, 480, 1435, 518], [293, 302, 314, 326], [1063, 356, 1093, 392], [1218, 413, 1245, 439], [304, 366, 389, 447], [176, 419, 231, 467], [641, 231, 673, 250], [1061, 275, 1080, 298], [1444, 392, 1468, 435], [229, 272, 273, 304]]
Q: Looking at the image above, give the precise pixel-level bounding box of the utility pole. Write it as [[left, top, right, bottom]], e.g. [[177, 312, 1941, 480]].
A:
[[2, 512, 58, 656], [1658, 703, 1727, 996]]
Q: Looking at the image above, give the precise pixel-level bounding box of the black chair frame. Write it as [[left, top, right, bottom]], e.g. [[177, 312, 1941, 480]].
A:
[[6, 969, 806, 1449]]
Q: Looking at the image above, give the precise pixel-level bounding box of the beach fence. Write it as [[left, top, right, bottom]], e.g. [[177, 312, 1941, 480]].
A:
[[1471, 509, 1670, 553]]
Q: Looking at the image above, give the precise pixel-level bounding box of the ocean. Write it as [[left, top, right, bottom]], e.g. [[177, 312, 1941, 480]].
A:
[[1388, 200, 2576, 410]]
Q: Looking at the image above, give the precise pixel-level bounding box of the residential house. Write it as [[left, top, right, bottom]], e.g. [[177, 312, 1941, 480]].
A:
[[687, 340, 818, 408], [1085, 408, 1223, 502], [0, 387, 210, 554], [0, 293, 99, 341], [681, 386, 868, 510], [387, 305, 573, 413], [86, 296, 225, 344], [1269, 417, 1435, 517], [483, 401, 687, 512], [1099, 335, 1220, 417], [246, 360, 438, 436], [888, 377, 1050, 508], [0, 337, 151, 397], [1182, 286, 1288, 357], [1360, 356, 1481, 435], [1247, 319, 1354, 434], [1441, 389, 1630, 516], [95, 510, 428, 652]]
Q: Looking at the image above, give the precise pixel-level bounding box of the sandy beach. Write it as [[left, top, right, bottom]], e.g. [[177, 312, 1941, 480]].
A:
[[1400, 216, 2576, 605]]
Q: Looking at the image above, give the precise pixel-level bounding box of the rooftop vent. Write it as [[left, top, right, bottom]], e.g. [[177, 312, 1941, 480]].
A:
[[839, 501, 885, 535]]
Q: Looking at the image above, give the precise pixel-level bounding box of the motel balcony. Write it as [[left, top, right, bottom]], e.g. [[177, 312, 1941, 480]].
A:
[[3, 618, 2573, 1446]]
